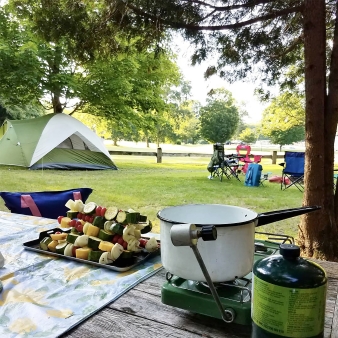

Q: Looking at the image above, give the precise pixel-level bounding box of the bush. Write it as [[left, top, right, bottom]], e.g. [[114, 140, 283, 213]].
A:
[[197, 139, 209, 144]]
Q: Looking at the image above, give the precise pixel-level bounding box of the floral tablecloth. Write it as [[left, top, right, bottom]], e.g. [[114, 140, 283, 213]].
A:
[[0, 211, 162, 338]]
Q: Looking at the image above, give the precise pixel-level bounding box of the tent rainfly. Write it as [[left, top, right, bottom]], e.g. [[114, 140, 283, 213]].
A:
[[0, 113, 117, 170]]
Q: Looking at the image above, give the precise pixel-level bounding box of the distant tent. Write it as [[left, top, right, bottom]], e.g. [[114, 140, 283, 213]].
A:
[[0, 113, 117, 170]]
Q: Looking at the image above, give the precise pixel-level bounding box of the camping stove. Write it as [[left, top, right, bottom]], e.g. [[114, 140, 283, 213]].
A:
[[161, 232, 294, 326]]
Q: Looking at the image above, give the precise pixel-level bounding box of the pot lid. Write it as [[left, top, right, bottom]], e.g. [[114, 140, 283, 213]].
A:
[[157, 204, 258, 227]]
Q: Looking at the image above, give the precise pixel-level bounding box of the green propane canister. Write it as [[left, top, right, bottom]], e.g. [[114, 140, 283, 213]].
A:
[[251, 244, 327, 338]]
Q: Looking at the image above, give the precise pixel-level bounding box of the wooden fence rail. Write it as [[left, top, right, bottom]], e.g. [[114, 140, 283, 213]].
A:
[[108, 149, 284, 164]]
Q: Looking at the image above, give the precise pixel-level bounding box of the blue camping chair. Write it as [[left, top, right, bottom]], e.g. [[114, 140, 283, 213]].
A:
[[279, 152, 305, 191]]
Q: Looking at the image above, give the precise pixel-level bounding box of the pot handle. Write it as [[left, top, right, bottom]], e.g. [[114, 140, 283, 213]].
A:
[[256, 205, 321, 227]]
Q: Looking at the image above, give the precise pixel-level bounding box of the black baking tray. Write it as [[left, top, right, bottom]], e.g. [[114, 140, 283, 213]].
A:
[[23, 228, 160, 272]]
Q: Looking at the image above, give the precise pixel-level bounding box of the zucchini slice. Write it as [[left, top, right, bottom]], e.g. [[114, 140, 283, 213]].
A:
[[126, 212, 140, 224], [139, 214, 147, 222], [104, 206, 118, 221], [104, 220, 114, 233], [141, 220, 153, 234], [55, 242, 68, 254], [88, 236, 102, 251], [93, 216, 105, 229], [66, 211, 78, 219], [83, 202, 97, 214], [40, 237, 53, 251], [98, 229, 113, 241], [116, 211, 128, 224], [88, 250, 104, 262], [111, 223, 124, 236], [67, 233, 79, 244]]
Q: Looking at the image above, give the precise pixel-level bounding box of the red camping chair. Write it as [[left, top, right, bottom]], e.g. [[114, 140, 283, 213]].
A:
[[236, 144, 252, 173], [236, 145, 262, 174]]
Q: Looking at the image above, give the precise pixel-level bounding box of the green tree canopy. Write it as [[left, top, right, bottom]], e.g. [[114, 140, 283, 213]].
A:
[[199, 89, 239, 143], [1, 1, 181, 120], [239, 128, 257, 144], [261, 92, 305, 132], [270, 127, 305, 150], [261, 92, 305, 149]]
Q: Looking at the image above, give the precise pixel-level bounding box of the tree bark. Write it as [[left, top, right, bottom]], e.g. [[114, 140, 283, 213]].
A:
[[329, 2, 338, 224], [52, 95, 63, 114], [298, 0, 338, 260]]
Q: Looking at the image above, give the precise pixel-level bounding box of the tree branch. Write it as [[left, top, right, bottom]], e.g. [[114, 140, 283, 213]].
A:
[[271, 34, 303, 59], [180, 0, 276, 12], [123, 2, 304, 31]]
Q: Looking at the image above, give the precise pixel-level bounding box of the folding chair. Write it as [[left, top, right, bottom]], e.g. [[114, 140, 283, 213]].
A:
[[207, 144, 240, 182], [236, 144, 262, 174], [279, 152, 305, 191], [0, 188, 93, 219], [259, 172, 272, 186], [236, 144, 252, 174]]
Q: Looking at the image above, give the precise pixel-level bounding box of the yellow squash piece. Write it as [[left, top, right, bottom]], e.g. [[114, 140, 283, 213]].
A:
[[61, 217, 72, 228], [98, 241, 114, 252], [75, 247, 92, 260], [86, 224, 100, 237], [47, 240, 59, 252], [50, 233, 68, 241]]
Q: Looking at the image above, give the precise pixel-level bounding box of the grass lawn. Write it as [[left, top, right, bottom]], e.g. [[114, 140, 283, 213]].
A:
[[0, 151, 304, 238]]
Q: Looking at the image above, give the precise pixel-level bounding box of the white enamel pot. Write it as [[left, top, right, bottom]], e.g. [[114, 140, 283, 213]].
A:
[[157, 204, 320, 282]]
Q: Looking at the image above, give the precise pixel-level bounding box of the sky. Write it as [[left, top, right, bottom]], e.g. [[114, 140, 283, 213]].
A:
[[173, 37, 269, 124]]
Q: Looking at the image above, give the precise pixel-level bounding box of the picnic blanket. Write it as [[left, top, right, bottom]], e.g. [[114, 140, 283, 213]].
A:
[[0, 211, 162, 338]]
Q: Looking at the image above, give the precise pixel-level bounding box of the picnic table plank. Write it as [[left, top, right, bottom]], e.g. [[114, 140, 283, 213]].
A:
[[61, 263, 338, 338], [61, 308, 204, 338]]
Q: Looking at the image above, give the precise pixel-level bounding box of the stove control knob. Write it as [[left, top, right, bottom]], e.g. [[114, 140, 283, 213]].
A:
[[199, 225, 217, 241]]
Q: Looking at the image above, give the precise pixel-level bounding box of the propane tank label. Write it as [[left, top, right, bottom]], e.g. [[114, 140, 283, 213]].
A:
[[252, 275, 326, 337]]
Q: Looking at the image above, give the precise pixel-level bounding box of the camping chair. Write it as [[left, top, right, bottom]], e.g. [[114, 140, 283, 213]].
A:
[[236, 144, 251, 163], [259, 172, 272, 186], [0, 188, 93, 219], [207, 144, 240, 182], [236, 144, 263, 174], [236, 144, 252, 174], [244, 164, 271, 187], [224, 154, 241, 181], [279, 152, 305, 191]]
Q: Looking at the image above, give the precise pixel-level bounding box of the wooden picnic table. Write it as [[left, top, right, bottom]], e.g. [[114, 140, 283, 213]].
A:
[[60, 260, 338, 338]]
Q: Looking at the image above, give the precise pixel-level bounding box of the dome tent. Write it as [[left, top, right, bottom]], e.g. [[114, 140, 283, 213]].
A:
[[0, 113, 117, 170]]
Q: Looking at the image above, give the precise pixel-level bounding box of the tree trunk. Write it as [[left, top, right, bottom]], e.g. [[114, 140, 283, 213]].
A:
[[50, 46, 63, 114], [113, 139, 118, 146], [146, 137, 149, 147], [329, 1, 338, 224], [52, 95, 63, 114], [298, 0, 338, 260]]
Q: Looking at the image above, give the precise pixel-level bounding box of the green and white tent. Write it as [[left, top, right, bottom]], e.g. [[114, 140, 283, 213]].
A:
[[0, 113, 117, 170]]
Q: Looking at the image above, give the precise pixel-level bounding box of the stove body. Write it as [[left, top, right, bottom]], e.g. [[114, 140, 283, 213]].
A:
[[161, 232, 294, 325]]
